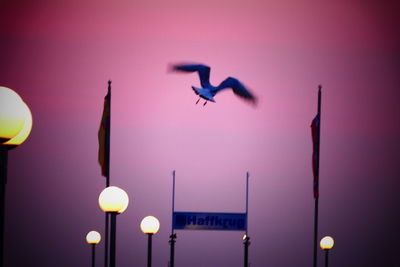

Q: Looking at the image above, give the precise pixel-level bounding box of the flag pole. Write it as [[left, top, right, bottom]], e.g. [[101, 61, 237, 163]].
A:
[[169, 170, 176, 267], [105, 80, 111, 187], [105, 80, 112, 267], [243, 172, 250, 267], [312, 85, 322, 267]]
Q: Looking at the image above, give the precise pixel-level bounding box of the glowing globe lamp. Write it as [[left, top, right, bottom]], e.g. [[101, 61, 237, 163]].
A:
[[3, 102, 32, 146], [0, 86, 32, 146], [320, 236, 334, 250], [141, 216, 160, 267], [98, 186, 129, 213], [86, 230, 101, 267], [0, 86, 33, 265], [140, 216, 160, 235], [86, 231, 101, 244], [98, 186, 129, 267]]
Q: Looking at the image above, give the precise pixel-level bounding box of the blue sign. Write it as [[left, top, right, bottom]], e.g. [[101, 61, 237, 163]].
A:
[[173, 212, 247, 231]]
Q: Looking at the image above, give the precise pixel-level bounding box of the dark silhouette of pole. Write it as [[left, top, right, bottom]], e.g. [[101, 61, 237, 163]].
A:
[[324, 250, 329, 267], [147, 234, 153, 267], [243, 235, 250, 267], [170, 171, 176, 267], [91, 244, 96, 267], [105, 81, 111, 267], [312, 86, 322, 267], [104, 80, 111, 187], [313, 198, 319, 267], [104, 213, 109, 267], [243, 172, 250, 267], [109, 213, 117, 267], [100, 80, 112, 267], [0, 148, 8, 267], [169, 234, 176, 267], [245, 172, 249, 231]]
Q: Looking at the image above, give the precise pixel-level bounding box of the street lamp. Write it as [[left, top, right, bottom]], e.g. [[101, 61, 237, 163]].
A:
[[86, 231, 101, 267], [98, 186, 129, 267], [140, 216, 160, 267], [243, 234, 250, 267], [0, 86, 32, 267], [320, 236, 334, 267]]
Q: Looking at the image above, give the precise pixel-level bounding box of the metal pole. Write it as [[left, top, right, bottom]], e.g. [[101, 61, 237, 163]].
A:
[[0, 148, 8, 267], [170, 171, 176, 267], [171, 170, 175, 235], [244, 172, 250, 267], [104, 80, 112, 267], [105, 80, 111, 187], [147, 234, 153, 267], [245, 172, 249, 236], [325, 250, 329, 267], [243, 236, 250, 267], [92, 244, 96, 267], [313, 86, 322, 267], [169, 234, 176, 267], [313, 198, 319, 267], [104, 213, 109, 267], [109, 213, 117, 267]]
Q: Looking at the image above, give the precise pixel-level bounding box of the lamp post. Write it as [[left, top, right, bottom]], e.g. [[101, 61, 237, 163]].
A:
[[0, 86, 32, 267], [140, 216, 160, 267], [168, 233, 176, 267], [243, 234, 250, 267], [86, 231, 101, 267], [98, 186, 129, 267], [320, 236, 334, 267]]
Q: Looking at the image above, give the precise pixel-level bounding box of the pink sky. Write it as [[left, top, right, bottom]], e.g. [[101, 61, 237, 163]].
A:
[[1, 0, 400, 266]]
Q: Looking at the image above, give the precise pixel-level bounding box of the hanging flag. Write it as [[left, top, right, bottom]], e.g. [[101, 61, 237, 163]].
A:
[[98, 82, 111, 178], [311, 113, 320, 198]]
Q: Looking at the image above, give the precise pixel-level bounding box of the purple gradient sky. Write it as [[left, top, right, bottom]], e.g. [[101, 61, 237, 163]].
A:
[[1, 0, 400, 266]]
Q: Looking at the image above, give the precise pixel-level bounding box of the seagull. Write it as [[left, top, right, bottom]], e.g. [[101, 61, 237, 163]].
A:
[[171, 63, 257, 106]]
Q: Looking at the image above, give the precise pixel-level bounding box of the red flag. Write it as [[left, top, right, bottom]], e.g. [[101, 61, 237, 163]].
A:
[[98, 87, 110, 178], [311, 113, 320, 198]]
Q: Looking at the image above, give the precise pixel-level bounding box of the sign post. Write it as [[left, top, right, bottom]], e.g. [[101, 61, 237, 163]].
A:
[[244, 172, 250, 267], [170, 171, 250, 266], [169, 171, 176, 267]]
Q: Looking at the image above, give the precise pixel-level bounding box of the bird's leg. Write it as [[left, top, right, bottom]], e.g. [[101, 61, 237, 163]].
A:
[[196, 98, 200, 104], [203, 101, 207, 106]]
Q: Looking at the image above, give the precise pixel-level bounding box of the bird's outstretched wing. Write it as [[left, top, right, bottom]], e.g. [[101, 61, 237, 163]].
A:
[[216, 77, 257, 104], [171, 63, 211, 88]]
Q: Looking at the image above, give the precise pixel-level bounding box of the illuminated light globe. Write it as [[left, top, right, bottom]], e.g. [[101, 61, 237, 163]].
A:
[[320, 236, 334, 250], [140, 216, 160, 234], [98, 186, 129, 213], [0, 86, 32, 145], [3, 101, 32, 146], [86, 231, 101, 244]]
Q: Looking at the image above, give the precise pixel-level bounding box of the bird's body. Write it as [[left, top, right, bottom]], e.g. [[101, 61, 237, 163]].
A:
[[191, 86, 216, 102], [171, 63, 256, 105]]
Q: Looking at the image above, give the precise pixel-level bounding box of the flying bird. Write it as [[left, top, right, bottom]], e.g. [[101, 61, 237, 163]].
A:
[[171, 63, 257, 106]]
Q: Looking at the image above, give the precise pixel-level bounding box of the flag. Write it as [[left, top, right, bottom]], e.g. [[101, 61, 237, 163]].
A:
[[311, 113, 320, 198], [98, 84, 111, 178]]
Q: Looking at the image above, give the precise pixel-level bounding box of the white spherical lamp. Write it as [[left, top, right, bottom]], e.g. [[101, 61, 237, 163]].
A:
[[0, 86, 32, 146], [86, 231, 101, 244], [140, 216, 160, 235], [98, 186, 129, 213], [320, 236, 334, 250]]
